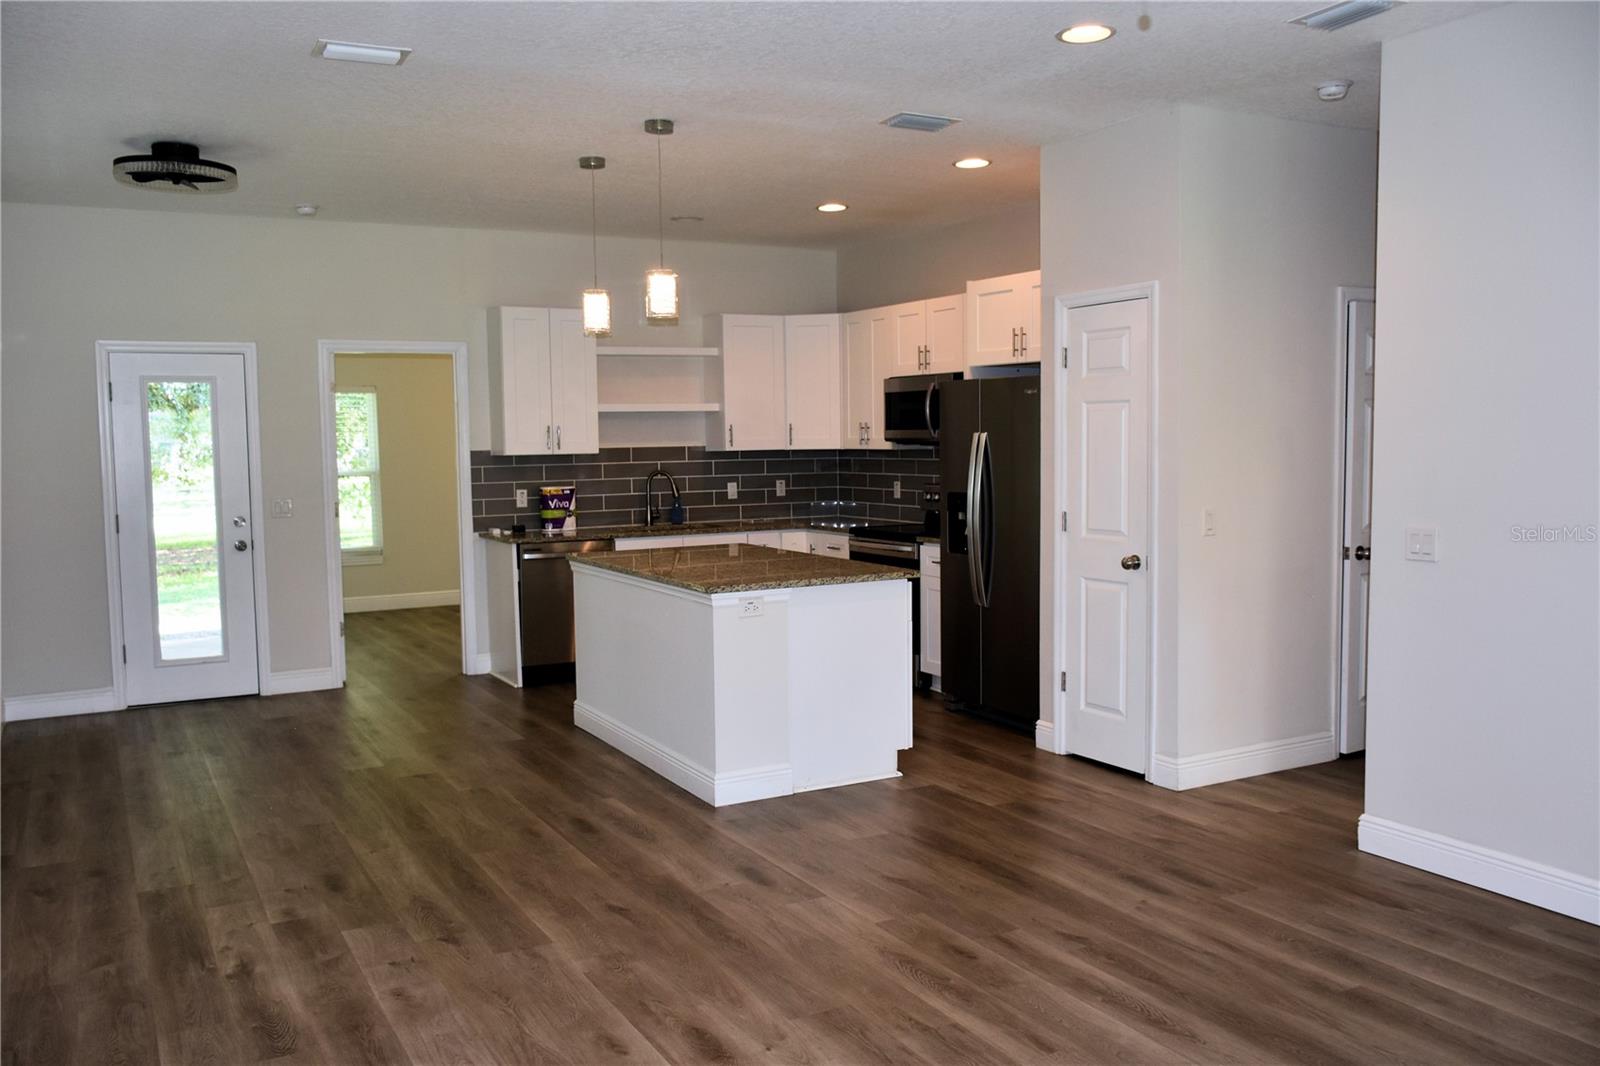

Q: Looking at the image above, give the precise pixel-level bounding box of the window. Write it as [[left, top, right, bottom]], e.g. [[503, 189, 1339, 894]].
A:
[[335, 388, 383, 561]]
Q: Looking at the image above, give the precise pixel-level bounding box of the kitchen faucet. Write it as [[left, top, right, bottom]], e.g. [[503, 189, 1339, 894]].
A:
[[643, 468, 682, 527]]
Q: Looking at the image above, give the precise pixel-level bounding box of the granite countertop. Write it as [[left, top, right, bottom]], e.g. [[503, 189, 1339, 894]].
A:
[[478, 517, 850, 545], [569, 542, 911, 595]]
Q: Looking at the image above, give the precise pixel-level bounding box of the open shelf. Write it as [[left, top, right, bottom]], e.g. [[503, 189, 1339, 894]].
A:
[[595, 345, 720, 358], [598, 402, 721, 414]]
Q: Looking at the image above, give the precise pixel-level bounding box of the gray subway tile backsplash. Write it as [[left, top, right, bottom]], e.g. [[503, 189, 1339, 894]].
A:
[[470, 445, 940, 531]]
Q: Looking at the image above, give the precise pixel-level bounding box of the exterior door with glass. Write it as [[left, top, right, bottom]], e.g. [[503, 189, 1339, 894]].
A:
[[110, 350, 259, 704]]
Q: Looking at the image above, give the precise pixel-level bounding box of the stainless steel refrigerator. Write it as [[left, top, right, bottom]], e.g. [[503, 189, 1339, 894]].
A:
[[940, 373, 1041, 731]]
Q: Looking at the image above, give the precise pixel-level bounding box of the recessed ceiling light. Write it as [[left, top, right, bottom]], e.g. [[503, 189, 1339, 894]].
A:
[[1057, 24, 1115, 44], [295, 203, 318, 216], [1316, 80, 1353, 101], [313, 39, 412, 65], [817, 202, 848, 213], [953, 157, 991, 170]]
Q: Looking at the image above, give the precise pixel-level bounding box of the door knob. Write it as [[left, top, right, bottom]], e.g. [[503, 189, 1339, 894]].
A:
[[233, 539, 249, 552], [1120, 554, 1142, 571], [1352, 545, 1371, 561]]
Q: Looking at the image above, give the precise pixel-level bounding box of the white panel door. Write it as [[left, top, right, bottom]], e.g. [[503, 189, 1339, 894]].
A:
[[548, 308, 599, 455], [720, 315, 787, 450], [843, 313, 874, 447], [1339, 299, 1376, 753], [891, 301, 927, 373], [110, 351, 260, 705], [784, 314, 842, 449], [924, 295, 965, 372], [965, 270, 1036, 366], [490, 307, 553, 454], [1063, 298, 1150, 772]]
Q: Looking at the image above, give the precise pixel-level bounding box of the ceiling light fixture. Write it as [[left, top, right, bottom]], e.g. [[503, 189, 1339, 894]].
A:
[[953, 157, 991, 169], [1316, 80, 1353, 101], [817, 202, 848, 213], [112, 141, 237, 192], [1057, 24, 1115, 44], [643, 119, 679, 323], [313, 39, 412, 65], [579, 156, 611, 337], [295, 203, 318, 216]]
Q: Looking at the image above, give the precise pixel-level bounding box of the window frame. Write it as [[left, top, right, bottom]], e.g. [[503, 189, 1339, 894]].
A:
[[335, 386, 384, 564]]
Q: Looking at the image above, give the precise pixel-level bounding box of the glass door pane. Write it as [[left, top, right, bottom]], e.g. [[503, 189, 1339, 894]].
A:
[[145, 380, 226, 661]]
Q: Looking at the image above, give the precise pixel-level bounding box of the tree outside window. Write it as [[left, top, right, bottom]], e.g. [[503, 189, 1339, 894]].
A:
[[336, 388, 383, 558]]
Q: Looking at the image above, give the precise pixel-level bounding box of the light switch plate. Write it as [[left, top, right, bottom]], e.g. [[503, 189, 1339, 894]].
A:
[[1201, 507, 1216, 537], [775, 479, 786, 497], [1405, 526, 1439, 562], [726, 481, 738, 500], [515, 488, 529, 509], [270, 498, 294, 518]]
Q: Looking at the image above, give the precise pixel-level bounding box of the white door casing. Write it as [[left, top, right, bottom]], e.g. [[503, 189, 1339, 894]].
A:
[[1338, 298, 1376, 753], [1063, 298, 1152, 772], [110, 350, 260, 705]]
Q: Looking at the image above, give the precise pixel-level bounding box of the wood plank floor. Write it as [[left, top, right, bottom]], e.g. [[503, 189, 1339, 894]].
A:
[[4, 606, 1597, 1065]]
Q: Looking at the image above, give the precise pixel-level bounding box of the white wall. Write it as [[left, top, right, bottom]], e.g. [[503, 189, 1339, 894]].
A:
[[1360, 2, 1599, 921], [835, 202, 1038, 312], [0, 203, 835, 699], [1040, 105, 1377, 779]]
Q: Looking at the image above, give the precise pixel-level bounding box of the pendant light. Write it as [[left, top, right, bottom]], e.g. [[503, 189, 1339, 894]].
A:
[[643, 118, 679, 322], [578, 156, 611, 337]]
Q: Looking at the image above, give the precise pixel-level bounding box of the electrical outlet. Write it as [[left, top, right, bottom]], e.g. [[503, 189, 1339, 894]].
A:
[[893, 480, 902, 500], [270, 498, 294, 518], [739, 598, 764, 618], [775, 479, 786, 497], [726, 481, 739, 500], [515, 488, 529, 509], [1202, 507, 1216, 537]]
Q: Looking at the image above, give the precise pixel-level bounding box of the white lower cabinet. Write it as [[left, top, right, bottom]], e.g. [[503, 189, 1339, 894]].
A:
[[614, 535, 686, 550], [746, 530, 783, 548], [920, 544, 941, 684], [808, 531, 850, 558], [780, 530, 810, 553]]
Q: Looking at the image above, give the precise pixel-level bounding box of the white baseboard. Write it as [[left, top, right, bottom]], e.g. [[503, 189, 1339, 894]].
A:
[[260, 667, 341, 696], [1149, 731, 1335, 791], [1359, 815, 1599, 925], [3, 686, 122, 723], [342, 589, 460, 613], [469, 652, 493, 676], [1035, 717, 1065, 754], [574, 699, 792, 807]]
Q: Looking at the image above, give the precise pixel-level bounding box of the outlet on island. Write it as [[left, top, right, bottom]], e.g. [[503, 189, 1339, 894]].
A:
[[739, 598, 764, 618]]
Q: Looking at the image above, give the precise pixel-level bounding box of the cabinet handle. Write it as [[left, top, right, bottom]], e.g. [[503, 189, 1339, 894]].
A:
[[728, 424, 734, 448], [546, 424, 552, 450], [1019, 328, 1027, 359], [788, 423, 794, 446], [556, 425, 562, 450], [1011, 328, 1019, 358], [865, 421, 871, 444]]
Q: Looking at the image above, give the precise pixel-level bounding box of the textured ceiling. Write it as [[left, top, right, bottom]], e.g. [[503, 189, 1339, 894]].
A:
[[1, 1, 1479, 247]]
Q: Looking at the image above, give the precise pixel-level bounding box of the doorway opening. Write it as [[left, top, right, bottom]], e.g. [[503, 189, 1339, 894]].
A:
[[1334, 287, 1376, 754], [316, 341, 476, 684], [96, 342, 268, 707]]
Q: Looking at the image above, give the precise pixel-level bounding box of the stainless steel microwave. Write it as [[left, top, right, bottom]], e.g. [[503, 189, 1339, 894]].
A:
[[883, 372, 962, 444]]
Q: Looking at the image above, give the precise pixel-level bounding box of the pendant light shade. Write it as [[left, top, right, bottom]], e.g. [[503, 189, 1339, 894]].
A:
[[578, 156, 611, 337], [643, 118, 680, 322]]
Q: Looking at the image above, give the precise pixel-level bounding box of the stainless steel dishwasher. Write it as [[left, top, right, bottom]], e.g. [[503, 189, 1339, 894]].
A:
[[519, 539, 613, 682]]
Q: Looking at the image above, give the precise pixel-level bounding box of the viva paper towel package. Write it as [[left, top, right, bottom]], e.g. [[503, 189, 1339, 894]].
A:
[[539, 485, 576, 531]]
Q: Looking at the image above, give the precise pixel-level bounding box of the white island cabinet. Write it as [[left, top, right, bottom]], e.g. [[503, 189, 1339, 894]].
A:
[[570, 543, 912, 806]]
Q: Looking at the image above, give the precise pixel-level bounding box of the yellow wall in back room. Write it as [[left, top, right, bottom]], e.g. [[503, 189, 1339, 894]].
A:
[[334, 353, 459, 606]]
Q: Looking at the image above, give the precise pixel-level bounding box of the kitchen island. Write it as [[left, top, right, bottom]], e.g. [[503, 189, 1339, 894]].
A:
[[570, 543, 913, 806]]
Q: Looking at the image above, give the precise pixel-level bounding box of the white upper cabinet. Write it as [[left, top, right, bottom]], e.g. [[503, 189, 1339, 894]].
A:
[[549, 308, 599, 455], [843, 312, 876, 448], [489, 307, 599, 455], [965, 269, 1041, 367], [924, 294, 965, 372], [891, 301, 927, 374], [710, 314, 789, 451], [783, 314, 843, 450]]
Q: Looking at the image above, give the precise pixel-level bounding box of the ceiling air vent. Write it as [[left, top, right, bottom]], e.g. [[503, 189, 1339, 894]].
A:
[[1289, 1, 1396, 31], [881, 112, 960, 133]]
